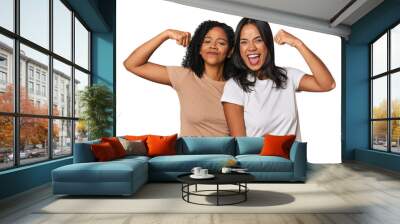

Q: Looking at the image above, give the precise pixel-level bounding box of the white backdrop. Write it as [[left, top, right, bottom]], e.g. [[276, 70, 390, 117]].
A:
[[116, 0, 342, 163]]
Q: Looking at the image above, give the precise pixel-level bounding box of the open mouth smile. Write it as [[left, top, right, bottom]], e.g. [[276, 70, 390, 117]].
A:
[[247, 54, 260, 65]]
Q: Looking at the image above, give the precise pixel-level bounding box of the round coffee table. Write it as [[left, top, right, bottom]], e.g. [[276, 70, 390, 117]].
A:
[[177, 172, 255, 206]]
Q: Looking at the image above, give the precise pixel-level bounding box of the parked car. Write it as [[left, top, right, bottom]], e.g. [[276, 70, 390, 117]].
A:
[[8, 150, 32, 160]]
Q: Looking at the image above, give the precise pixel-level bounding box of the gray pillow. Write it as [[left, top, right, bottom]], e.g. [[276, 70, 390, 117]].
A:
[[118, 137, 147, 156]]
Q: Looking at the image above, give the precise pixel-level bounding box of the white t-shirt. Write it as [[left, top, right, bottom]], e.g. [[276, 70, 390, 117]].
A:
[[221, 67, 305, 141]]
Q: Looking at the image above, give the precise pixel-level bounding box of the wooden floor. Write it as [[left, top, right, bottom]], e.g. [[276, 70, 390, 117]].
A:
[[1, 162, 400, 224]]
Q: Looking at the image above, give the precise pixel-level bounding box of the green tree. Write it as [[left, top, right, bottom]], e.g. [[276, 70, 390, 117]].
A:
[[79, 84, 113, 140]]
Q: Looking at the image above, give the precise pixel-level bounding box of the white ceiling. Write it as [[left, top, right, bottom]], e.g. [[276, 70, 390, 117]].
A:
[[164, 0, 384, 38]]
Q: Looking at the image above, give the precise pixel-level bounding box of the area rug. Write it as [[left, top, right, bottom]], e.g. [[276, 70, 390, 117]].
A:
[[37, 183, 362, 214]]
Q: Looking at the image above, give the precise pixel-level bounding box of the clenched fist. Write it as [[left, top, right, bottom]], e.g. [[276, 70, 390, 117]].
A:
[[274, 29, 302, 48], [166, 29, 191, 47]]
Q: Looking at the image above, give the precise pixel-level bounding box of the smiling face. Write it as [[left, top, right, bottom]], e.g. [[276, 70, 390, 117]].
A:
[[239, 23, 268, 72], [199, 27, 231, 66]]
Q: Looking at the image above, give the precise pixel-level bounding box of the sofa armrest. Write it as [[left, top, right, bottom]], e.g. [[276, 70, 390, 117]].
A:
[[73, 140, 100, 163], [289, 141, 307, 181]]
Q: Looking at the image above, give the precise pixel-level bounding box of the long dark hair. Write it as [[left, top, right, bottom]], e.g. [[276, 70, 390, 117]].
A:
[[231, 18, 287, 92], [182, 20, 235, 80]]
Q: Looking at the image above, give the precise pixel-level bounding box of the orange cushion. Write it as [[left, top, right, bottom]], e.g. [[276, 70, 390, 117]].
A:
[[91, 142, 117, 161], [101, 137, 127, 158], [146, 134, 178, 157], [259, 134, 296, 159], [124, 135, 149, 141]]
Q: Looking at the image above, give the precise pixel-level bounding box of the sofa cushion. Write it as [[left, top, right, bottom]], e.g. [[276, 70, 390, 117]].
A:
[[147, 134, 178, 157], [101, 137, 127, 158], [74, 139, 100, 163], [260, 134, 296, 159], [115, 155, 150, 163], [52, 159, 147, 183], [91, 142, 118, 161], [124, 135, 149, 142], [235, 137, 263, 155], [177, 137, 235, 155], [236, 155, 293, 172], [148, 154, 235, 172], [118, 138, 147, 156]]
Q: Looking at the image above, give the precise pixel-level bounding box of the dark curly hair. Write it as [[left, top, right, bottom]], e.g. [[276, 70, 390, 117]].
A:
[[182, 20, 235, 80], [231, 18, 288, 92]]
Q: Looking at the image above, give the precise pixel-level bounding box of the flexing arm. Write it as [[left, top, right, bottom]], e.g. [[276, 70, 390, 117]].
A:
[[274, 29, 336, 92], [222, 102, 246, 136], [123, 29, 191, 86]]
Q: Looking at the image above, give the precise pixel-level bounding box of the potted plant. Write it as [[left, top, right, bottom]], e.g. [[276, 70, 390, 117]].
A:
[[79, 84, 114, 140]]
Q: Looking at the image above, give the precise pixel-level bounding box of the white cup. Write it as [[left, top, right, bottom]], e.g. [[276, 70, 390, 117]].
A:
[[191, 167, 202, 176], [221, 167, 232, 174], [199, 169, 208, 176]]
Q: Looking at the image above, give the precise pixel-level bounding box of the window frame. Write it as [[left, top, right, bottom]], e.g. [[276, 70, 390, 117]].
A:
[[370, 20, 400, 154], [0, 0, 92, 171]]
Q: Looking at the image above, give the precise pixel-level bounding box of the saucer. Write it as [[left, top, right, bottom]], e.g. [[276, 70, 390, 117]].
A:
[[190, 174, 215, 179]]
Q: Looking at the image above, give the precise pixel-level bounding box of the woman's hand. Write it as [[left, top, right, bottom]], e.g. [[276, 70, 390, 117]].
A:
[[274, 30, 335, 92], [274, 29, 302, 48], [166, 29, 191, 47]]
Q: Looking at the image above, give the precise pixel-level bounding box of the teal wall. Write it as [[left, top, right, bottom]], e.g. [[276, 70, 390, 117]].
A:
[[91, 0, 116, 135], [0, 158, 72, 199], [0, 0, 116, 200], [343, 0, 400, 171], [92, 32, 115, 135]]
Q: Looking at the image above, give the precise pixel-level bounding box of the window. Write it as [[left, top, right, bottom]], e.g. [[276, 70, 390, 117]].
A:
[[28, 81, 34, 94], [0, 35, 13, 113], [20, 0, 49, 49], [391, 24, 400, 69], [0, 0, 13, 32], [20, 117, 49, 165], [0, 116, 13, 170], [371, 23, 400, 154], [53, 59, 71, 116], [0, 54, 7, 86], [35, 84, 40, 95], [0, 71, 6, 85], [41, 73, 46, 82], [74, 69, 89, 118], [53, 119, 72, 158], [42, 85, 46, 97], [75, 18, 89, 69], [0, 54, 7, 67], [53, 0, 72, 60], [0, 0, 91, 170], [28, 67, 34, 80], [35, 70, 40, 81]]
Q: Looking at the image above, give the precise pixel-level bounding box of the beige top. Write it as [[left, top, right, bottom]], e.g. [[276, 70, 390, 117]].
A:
[[167, 66, 229, 137]]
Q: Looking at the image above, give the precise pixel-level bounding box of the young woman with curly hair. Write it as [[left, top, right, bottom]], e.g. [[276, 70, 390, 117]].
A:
[[124, 20, 235, 137]]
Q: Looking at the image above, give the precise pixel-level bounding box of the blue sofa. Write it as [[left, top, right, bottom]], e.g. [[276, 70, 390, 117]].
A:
[[52, 137, 307, 196]]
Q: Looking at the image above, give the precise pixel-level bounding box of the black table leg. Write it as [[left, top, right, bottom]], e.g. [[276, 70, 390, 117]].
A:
[[245, 183, 247, 201], [188, 184, 190, 202], [217, 184, 219, 206], [181, 183, 183, 199]]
